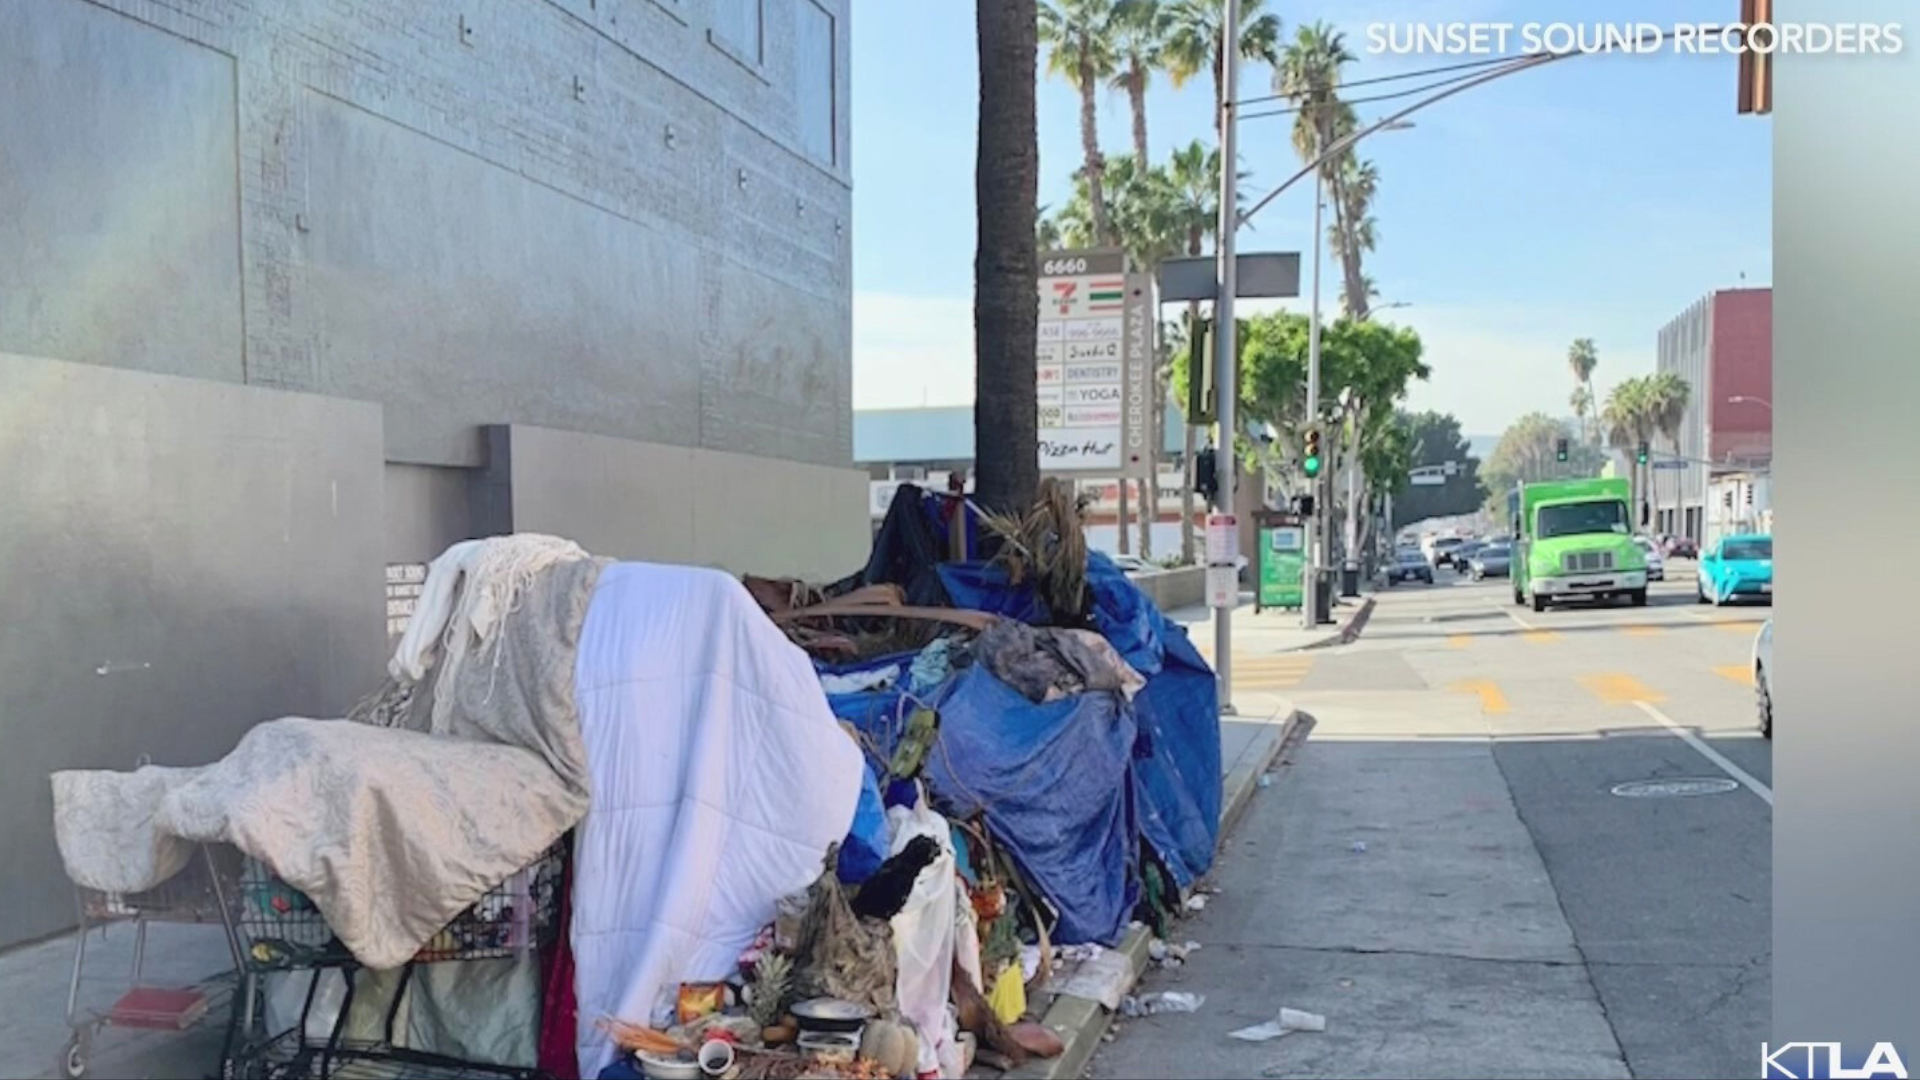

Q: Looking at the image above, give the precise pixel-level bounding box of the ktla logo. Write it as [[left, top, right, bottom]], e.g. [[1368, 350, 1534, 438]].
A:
[[1763, 1043, 1909, 1079]]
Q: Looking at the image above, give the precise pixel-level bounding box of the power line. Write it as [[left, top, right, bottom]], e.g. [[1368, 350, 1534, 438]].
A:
[[1238, 65, 1506, 123], [1233, 54, 1518, 109]]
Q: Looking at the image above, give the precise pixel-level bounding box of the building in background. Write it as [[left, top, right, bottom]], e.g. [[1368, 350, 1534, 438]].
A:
[[855, 404, 1195, 556], [1, 0, 857, 944], [1649, 287, 1772, 542]]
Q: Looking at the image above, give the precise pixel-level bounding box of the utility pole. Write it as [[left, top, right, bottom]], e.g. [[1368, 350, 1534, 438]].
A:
[[1211, 0, 1241, 711], [1301, 167, 1324, 630]]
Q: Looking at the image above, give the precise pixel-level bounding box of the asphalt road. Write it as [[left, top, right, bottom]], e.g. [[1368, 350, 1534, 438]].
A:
[[1094, 560, 1771, 1080]]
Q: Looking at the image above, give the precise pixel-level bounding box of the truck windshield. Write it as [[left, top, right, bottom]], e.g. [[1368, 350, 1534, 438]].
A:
[[1536, 500, 1629, 539]]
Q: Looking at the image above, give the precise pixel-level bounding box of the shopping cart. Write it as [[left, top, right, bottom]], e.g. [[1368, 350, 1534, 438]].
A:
[[62, 844, 247, 1078], [217, 838, 568, 1079]]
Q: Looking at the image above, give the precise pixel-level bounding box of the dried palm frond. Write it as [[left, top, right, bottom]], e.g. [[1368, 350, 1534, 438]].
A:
[[981, 478, 1090, 621]]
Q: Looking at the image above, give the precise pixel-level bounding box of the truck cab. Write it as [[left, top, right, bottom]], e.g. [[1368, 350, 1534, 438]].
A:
[[1511, 478, 1649, 612]]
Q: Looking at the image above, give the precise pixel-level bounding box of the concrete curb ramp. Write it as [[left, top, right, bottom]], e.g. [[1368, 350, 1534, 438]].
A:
[[1004, 709, 1311, 1080]]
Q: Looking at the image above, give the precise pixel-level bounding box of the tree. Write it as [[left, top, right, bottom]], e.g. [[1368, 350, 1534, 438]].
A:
[[1038, 0, 1120, 246], [1567, 337, 1599, 443], [974, 0, 1041, 512], [1384, 411, 1485, 529], [1482, 412, 1591, 512], [1110, 0, 1168, 166], [1602, 378, 1655, 526], [1643, 370, 1692, 529], [1279, 22, 1373, 321], [1162, 0, 1281, 133], [1035, 206, 1064, 249]]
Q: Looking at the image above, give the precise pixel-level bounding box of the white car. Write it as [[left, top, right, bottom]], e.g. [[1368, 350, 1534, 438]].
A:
[[1110, 554, 1152, 576], [1633, 535, 1665, 581], [1754, 619, 1772, 739]]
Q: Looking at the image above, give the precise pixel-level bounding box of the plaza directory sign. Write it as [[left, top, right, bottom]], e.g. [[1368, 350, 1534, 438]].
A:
[[1035, 249, 1151, 478]]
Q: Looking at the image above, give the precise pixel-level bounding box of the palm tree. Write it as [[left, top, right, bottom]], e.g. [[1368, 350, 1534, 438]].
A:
[[1039, 0, 1121, 246], [1162, 0, 1281, 133], [1643, 370, 1691, 532], [1035, 206, 1065, 249], [1567, 338, 1599, 442], [1110, 0, 1168, 166], [974, 0, 1041, 512], [1603, 378, 1654, 527], [1569, 385, 1594, 438], [1279, 22, 1371, 321]]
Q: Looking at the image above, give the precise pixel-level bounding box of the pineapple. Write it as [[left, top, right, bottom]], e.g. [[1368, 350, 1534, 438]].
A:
[[749, 952, 793, 1029]]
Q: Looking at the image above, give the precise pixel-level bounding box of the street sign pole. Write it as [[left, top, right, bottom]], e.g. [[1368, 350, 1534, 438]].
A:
[[1302, 169, 1324, 630], [1211, 0, 1242, 714]]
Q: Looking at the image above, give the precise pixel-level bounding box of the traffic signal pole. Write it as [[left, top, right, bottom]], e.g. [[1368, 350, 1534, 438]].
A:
[[1302, 168, 1325, 631], [1211, 0, 1242, 713]]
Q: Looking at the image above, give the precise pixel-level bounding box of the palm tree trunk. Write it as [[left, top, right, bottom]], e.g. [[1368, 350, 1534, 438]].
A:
[[1128, 71, 1149, 164], [972, 0, 1041, 512], [1078, 61, 1112, 245]]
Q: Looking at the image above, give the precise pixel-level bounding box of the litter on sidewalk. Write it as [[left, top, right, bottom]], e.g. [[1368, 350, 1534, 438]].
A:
[[43, 478, 1225, 1079], [1228, 1007, 1327, 1042]]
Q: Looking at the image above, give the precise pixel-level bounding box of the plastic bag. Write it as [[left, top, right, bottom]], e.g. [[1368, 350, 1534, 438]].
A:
[[887, 798, 963, 1078], [987, 963, 1027, 1026]]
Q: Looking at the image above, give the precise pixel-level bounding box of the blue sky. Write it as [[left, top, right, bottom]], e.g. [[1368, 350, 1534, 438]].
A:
[[849, 0, 1772, 438]]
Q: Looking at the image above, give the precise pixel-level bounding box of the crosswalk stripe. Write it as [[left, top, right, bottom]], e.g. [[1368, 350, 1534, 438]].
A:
[[1449, 679, 1510, 715], [1714, 664, 1754, 686], [1578, 673, 1666, 705]]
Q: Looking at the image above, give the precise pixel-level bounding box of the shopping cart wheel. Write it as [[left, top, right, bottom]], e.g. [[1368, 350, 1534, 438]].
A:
[[60, 1028, 89, 1079]]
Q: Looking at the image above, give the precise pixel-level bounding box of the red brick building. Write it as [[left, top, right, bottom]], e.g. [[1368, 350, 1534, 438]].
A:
[[1650, 287, 1772, 542]]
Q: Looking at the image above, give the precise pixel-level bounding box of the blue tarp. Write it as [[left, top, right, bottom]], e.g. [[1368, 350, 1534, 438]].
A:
[[836, 762, 890, 883], [903, 665, 1141, 946], [1087, 555, 1223, 888]]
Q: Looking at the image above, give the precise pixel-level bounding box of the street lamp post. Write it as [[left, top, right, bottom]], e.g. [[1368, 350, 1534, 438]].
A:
[[1211, 0, 1242, 712]]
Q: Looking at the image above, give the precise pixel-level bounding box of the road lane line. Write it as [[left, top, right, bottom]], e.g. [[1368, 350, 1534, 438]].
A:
[[1715, 620, 1765, 635], [1621, 625, 1666, 637], [1633, 700, 1774, 806], [1578, 673, 1667, 705], [1714, 664, 1754, 686], [1503, 610, 1538, 631], [1448, 679, 1511, 715]]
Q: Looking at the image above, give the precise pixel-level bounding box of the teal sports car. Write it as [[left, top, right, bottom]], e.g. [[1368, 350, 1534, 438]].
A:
[[1696, 533, 1773, 606]]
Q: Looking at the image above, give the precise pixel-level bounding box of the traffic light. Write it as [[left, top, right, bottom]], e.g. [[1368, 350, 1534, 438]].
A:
[[1303, 430, 1323, 478], [1745, 484, 1754, 507], [1195, 447, 1218, 502], [1295, 494, 1316, 518], [1555, 438, 1569, 463], [1635, 441, 1649, 466]]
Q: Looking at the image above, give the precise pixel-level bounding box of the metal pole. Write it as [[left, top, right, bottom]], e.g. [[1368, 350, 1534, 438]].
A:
[[1212, 0, 1241, 713], [1302, 168, 1323, 630]]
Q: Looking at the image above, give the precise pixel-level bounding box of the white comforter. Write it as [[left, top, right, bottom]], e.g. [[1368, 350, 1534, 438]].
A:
[[571, 563, 864, 1076]]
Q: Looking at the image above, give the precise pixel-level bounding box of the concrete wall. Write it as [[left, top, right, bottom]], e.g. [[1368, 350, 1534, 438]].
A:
[[502, 425, 869, 581], [2, 0, 852, 468], [0, 353, 386, 943]]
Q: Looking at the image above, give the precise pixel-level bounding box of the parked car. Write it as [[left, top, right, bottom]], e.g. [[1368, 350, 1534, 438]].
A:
[[1662, 535, 1699, 559], [1469, 542, 1512, 580], [1754, 619, 1773, 739], [1633, 535, 1665, 581], [1696, 534, 1773, 605], [1110, 554, 1152, 577], [1385, 549, 1434, 585]]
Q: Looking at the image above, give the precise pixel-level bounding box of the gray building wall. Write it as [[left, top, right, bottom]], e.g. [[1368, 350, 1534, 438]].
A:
[[2, 0, 860, 943], [1, 353, 387, 944], [1654, 295, 1713, 539]]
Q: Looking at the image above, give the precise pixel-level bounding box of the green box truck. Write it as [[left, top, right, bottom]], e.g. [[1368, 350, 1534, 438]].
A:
[[1509, 477, 1649, 612]]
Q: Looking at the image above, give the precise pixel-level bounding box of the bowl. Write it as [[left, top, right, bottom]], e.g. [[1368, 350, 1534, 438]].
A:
[[635, 1051, 703, 1080], [789, 997, 873, 1034]]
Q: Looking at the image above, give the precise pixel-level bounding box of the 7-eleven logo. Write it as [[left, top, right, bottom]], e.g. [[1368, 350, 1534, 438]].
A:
[[1051, 281, 1078, 314]]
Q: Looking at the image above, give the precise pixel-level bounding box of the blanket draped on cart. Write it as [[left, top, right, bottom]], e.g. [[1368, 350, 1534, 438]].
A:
[[52, 545, 605, 972]]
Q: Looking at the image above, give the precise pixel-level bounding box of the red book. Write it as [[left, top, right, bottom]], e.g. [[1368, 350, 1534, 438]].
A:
[[108, 987, 209, 1031]]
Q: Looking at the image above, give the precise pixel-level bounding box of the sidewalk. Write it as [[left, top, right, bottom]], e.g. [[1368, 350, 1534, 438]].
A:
[[1088, 693, 1630, 1080], [1170, 588, 1378, 657]]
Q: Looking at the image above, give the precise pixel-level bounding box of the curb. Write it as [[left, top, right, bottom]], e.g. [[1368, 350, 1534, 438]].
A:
[[1005, 708, 1311, 1080], [1293, 594, 1377, 652]]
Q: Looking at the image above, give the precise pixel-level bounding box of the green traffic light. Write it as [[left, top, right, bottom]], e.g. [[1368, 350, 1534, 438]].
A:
[[1304, 455, 1322, 477]]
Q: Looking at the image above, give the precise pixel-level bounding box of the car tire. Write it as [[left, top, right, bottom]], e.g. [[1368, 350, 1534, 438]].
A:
[[1756, 662, 1772, 739], [1696, 580, 1710, 604], [1630, 588, 1648, 608], [1531, 593, 1548, 613]]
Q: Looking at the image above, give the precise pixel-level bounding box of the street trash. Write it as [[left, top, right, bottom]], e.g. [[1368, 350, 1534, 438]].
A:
[[1228, 1007, 1327, 1042], [987, 963, 1027, 1025], [1019, 944, 1044, 982], [1057, 943, 1105, 963], [1185, 894, 1208, 912], [1120, 991, 1205, 1017], [1350, 841, 1368, 854], [1043, 946, 1134, 1012], [1258, 773, 1274, 788]]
